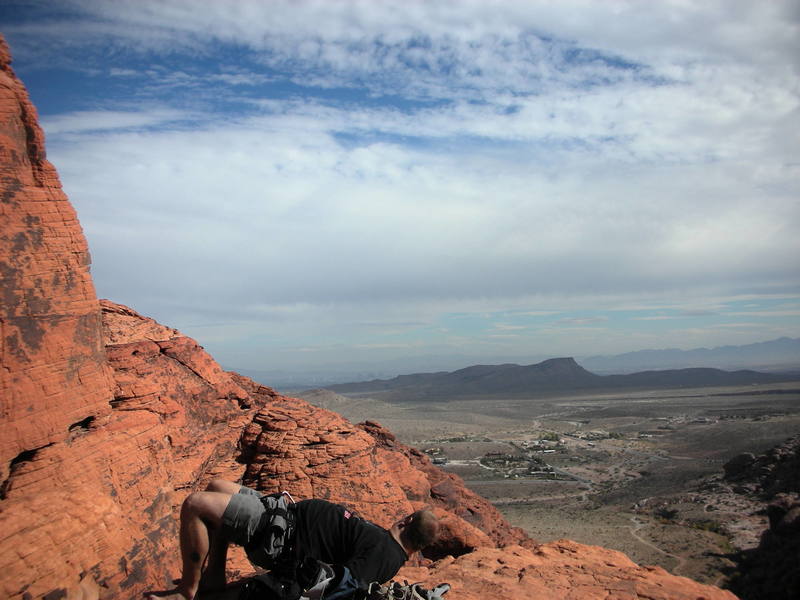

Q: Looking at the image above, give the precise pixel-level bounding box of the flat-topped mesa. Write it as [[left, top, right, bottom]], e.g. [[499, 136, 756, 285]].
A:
[[533, 356, 583, 370]]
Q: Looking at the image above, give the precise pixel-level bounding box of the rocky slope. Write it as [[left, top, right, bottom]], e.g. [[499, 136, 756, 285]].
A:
[[723, 436, 800, 600], [722, 435, 800, 499], [631, 435, 800, 600], [0, 34, 737, 600]]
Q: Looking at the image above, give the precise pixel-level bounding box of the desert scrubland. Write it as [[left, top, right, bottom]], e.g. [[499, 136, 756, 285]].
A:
[[300, 382, 800, 586]]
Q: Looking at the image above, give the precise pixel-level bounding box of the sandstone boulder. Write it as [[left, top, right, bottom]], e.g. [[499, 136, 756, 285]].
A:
[[723, 437, 800, 600], [400, 541, 739, 600], [723, 453, 756, 480]]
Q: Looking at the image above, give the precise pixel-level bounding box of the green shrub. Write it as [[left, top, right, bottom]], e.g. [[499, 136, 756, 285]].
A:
[[655, 507, 679, 520], [688, 519, 726, 534]]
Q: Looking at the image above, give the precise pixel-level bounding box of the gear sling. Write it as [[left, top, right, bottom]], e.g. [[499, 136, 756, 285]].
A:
[[239, 492, 360, 600]]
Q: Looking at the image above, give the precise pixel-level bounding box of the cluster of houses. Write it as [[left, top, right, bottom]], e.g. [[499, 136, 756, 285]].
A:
[[479, 452, 558, 479], [424, 446, 449, 464]]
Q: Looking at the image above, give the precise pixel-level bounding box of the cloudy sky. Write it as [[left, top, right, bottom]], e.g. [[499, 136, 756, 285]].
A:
[[2, 0, 799, 383]]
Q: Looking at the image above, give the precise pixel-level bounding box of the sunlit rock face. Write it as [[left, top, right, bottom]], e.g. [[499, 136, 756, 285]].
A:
[[0, 34, 738, 600], [1, 294, 272, 599], [0, 34, 114, 489]]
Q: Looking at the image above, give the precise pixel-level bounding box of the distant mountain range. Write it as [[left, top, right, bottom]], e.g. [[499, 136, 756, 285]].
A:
[[246, 337, 800, 391], [579, 337, 800, 374], [327, 357, 798, 400]]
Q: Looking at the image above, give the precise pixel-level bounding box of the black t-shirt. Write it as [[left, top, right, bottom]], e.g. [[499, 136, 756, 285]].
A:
[[292, 499, 408, 585]]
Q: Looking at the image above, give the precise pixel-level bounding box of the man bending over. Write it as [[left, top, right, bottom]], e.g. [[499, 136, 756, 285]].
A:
[[146, 479, 439, 600]]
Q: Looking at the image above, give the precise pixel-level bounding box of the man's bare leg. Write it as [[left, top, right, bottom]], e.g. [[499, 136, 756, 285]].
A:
[[145, 490, 233, 600], [199, 480, 244, 591], [205, 479, 243, 495]]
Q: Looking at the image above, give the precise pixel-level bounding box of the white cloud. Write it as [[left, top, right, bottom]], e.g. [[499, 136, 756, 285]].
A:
[[50, 107, 795, 308], [11, 1, 798, 102], [48, 107, 796, 319], [492, 324, 529, 332], [559, 317, 610, 326], [728, 310, 800, 318], [42, 108, 188, 134]]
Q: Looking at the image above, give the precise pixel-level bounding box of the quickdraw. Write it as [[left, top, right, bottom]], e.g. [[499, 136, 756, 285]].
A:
[[365, 581, 451, 600]]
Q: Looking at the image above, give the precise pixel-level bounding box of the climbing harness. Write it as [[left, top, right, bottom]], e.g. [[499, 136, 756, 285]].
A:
[[244, 491, 297, 568]]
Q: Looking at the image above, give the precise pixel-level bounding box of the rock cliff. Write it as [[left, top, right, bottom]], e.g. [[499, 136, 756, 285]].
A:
[[0, 35, 114, 488], [0, 34, 737, 600]]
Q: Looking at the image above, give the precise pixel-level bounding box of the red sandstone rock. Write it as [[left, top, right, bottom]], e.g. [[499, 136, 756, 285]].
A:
[[0, 34, 740, 600], [0, 298, 274, 599], [0, 33, 114, 486], [399, 542, 739, 600]]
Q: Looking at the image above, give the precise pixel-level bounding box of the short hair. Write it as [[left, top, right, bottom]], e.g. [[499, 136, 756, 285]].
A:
[[403, 509, 439, 551]]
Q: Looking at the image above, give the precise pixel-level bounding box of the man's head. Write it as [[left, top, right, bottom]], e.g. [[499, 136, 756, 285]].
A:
[[392, 509, 439, 553]]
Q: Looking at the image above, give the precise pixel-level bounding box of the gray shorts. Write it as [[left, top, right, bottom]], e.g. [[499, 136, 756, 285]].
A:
[[221, 485, 266, 547]]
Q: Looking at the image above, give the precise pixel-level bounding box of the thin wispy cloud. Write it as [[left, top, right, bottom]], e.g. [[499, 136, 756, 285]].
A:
[[42, 108, 189, 134]]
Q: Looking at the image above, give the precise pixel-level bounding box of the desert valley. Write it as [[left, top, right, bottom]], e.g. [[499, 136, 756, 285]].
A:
[[298, 370, 800, 596]]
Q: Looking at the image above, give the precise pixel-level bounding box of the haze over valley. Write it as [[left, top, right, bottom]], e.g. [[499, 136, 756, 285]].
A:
[[251, 337, 800, 391]]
